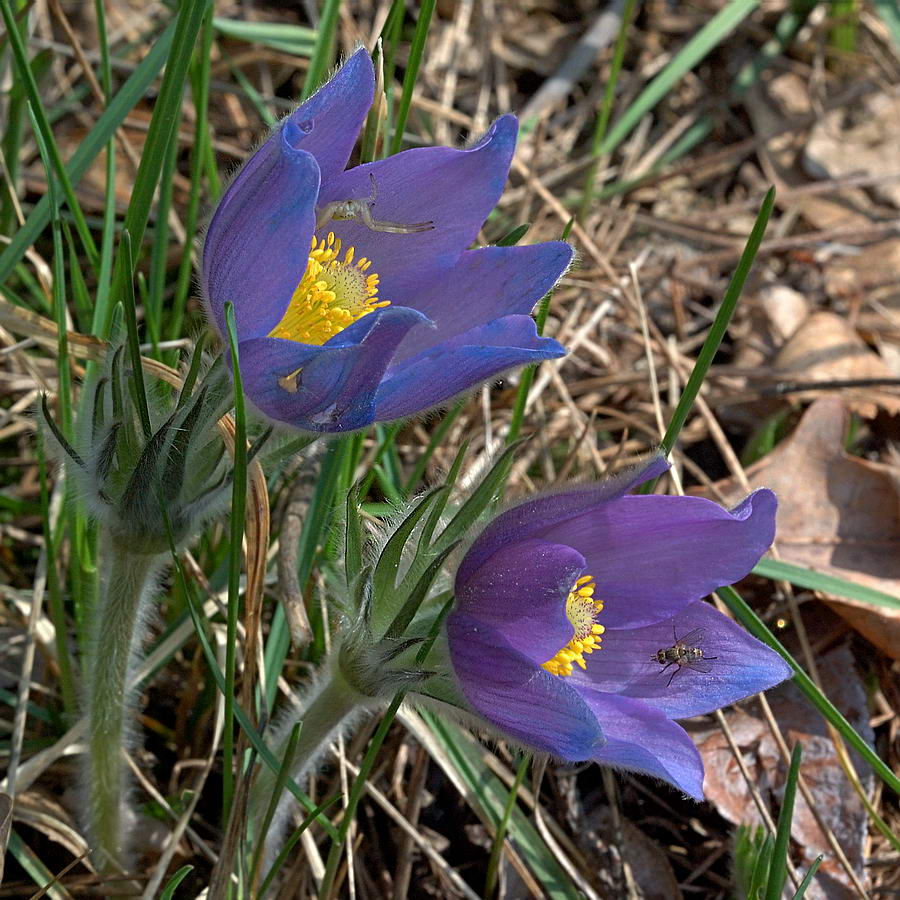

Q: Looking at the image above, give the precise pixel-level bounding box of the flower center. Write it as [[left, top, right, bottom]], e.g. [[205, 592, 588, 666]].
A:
[[541, 575, 604, 678], [269, 232, 390, 346]]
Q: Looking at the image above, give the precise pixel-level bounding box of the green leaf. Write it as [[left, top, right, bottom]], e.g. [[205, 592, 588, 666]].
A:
[[754, 557, 900, 611]]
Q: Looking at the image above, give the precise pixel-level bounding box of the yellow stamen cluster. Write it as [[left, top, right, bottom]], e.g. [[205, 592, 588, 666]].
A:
[[269, 232, 389, 347], [541, 575, 604, 677]]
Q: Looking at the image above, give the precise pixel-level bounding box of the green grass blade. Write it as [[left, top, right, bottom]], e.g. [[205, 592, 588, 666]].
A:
[[301, 0, 342, 99], [402, 401, 464, 495], [0, 0, 98, 269], [222, 302, 248, 822], [792, 856, 823, 899], [249, 721, 302, 886], [485, 753, 530, 897], [764, 742, 802, 900], [599, 0, 761, 157], [718, 585, 900, 797], [423, 714, 579, 898], [159, 865, 193, 900], [389, 0, 436, 155], [0, 18, 177, 286], [640, 186, 773, 487], [578, 0, 638, 219], [104, 0, 210, 338], [754, 557, 900, 610], [213, 16, 316, 56], [170, 7, 215, 346], [120, 231, 152, 439]]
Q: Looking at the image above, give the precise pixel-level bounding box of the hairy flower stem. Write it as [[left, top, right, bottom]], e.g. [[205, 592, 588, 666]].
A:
[[85, 539, 163, 872], [253, 661, 376, 868]]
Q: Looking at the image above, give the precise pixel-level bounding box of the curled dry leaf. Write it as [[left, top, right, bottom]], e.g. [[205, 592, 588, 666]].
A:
[[712, 396, 900, 658], [695, 643, 874, 900], [772, 312, 900, 418]]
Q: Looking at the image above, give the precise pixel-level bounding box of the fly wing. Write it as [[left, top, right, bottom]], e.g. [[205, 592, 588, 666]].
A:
[[684, 657, 714, 674], [674, 626, 705, 648]]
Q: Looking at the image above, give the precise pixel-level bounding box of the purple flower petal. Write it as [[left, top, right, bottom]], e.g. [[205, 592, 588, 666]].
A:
[[390, 242, 574, 361], [454, 539, 585, 663], [284, 48, 375, 183], [202, 137, 320, 340], [543, 489, 777, 629], [577, 690, 705, 799], [374, 315, 565, 420], [237, 306, 427, 431], [447, 612, 604, 759], [315, 115, 518, 286], [568, 601, 794, 719], [456, 456, 670, 588]]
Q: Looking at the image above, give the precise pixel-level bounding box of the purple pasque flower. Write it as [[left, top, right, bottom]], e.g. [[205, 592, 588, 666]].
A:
[[446, 456, 791, 799], [202, 48, 572, 433]]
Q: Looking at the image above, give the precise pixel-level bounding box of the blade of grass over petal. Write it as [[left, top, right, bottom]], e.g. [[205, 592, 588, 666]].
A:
[[764, 742, 802, 900], [718, 585, 900, 797], [389, 0, 436, 155], [754, 558, 900, 611], [0, 0, 98, 269], [0, 17, 175, 285], [640, 186, 774, 492], [301, 0, 341, 99], [598, 0, 761, 158], [578, 0, 637, 221], [222, 302, 248, 822]]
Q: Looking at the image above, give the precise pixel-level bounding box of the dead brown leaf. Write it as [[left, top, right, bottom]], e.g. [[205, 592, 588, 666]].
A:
[[804, 92, 900, 210], [772, 312, 900, 418], [696, 643, 874, 900], [718, 396, 900, 657]]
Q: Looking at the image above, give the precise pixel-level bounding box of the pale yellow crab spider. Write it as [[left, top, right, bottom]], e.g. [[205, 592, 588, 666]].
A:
[[315, 173, 435, 234]]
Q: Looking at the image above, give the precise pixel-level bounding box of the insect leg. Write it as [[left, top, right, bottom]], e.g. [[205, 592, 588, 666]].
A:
[[358, 203, 435, 234], [315, 201, 344, 230], [666, 666, 681, 688]]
